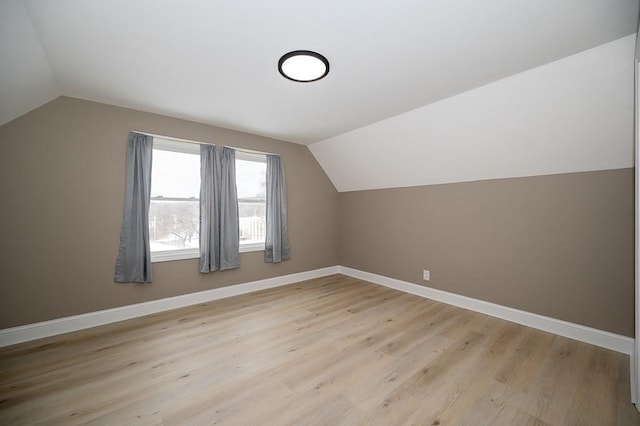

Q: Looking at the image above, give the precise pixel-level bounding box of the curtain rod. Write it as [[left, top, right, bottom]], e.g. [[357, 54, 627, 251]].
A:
[[131, 130, 279, 156]]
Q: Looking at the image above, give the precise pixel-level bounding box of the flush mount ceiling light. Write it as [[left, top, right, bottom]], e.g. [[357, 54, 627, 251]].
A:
[[278, 50, 330, 82]]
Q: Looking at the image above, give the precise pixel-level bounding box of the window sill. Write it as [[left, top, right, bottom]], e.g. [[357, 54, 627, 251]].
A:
[[239, 242, 265, 253], [151, 248, 199, 263], [151, 243, 264, 263]]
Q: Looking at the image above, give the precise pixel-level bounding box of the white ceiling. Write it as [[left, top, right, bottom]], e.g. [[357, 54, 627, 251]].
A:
[[1, 0, 638, 145]]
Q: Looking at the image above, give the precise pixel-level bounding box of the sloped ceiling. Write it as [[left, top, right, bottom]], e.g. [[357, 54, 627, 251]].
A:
[[0, 0, 59, 127], [1, 0, 638, 145], [310, 36, 636, 191]]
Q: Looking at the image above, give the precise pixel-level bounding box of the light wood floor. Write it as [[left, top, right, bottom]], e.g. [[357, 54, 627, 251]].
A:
[[1, 274, 639, 425]]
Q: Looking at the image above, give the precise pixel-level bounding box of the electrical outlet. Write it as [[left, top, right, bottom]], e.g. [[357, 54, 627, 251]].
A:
[[423, 270, 430, 281]]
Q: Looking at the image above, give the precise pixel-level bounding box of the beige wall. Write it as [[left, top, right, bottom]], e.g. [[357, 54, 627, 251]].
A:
[[339, 169, 635, 337], [0, 97, 634, 338], [0, 97, 339, 328]]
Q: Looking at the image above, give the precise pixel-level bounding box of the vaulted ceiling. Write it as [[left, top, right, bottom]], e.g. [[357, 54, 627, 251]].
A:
[[1, 0, 638, 145]]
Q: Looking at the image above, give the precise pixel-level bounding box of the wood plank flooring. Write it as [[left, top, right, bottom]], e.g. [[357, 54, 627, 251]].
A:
[[0, 274, 638, 425]]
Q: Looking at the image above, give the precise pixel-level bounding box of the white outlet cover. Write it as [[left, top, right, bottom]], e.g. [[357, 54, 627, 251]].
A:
[[423, 270, 430, 281]]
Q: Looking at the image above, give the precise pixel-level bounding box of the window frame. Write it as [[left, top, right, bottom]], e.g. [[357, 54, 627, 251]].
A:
[[236, 150, 267, 163], [149, 138, 201, 263], [236, 150, 268, 253], [149, 138, 267, 263]]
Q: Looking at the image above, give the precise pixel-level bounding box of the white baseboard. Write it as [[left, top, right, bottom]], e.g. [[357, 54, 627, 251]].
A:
[[0, 266, 340, 348], [338, 266, 634, 355], [1, 265, 633, 355]]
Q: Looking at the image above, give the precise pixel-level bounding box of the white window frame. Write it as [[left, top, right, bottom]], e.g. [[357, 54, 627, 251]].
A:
[[236, 150, 267, 253], [149, 138, 267, 263], [150, 138, 201, 263]]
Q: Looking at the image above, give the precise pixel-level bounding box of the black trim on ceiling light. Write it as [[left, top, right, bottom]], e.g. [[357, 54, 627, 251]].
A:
[[278, 50, 330, 83]]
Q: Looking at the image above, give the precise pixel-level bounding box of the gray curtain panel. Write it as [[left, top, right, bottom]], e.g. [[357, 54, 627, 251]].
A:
[[199, 144, 218, 273], [199, 145, 240, 273], [114, 132, 154, 283], [265, 154, 290, 263]]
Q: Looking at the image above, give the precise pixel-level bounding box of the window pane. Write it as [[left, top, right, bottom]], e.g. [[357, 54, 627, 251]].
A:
[[236, 158, 266, 245], [151, 149, 200, 199], [149, 200, 199, 252], [150, 147, 200, 254], [236, 158, 266, 199]]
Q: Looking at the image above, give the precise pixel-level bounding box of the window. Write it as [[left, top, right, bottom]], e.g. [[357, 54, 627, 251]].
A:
[[236, 152, 267, 252], [149, 137, 267, 262], [149, 139, 200, 262]]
